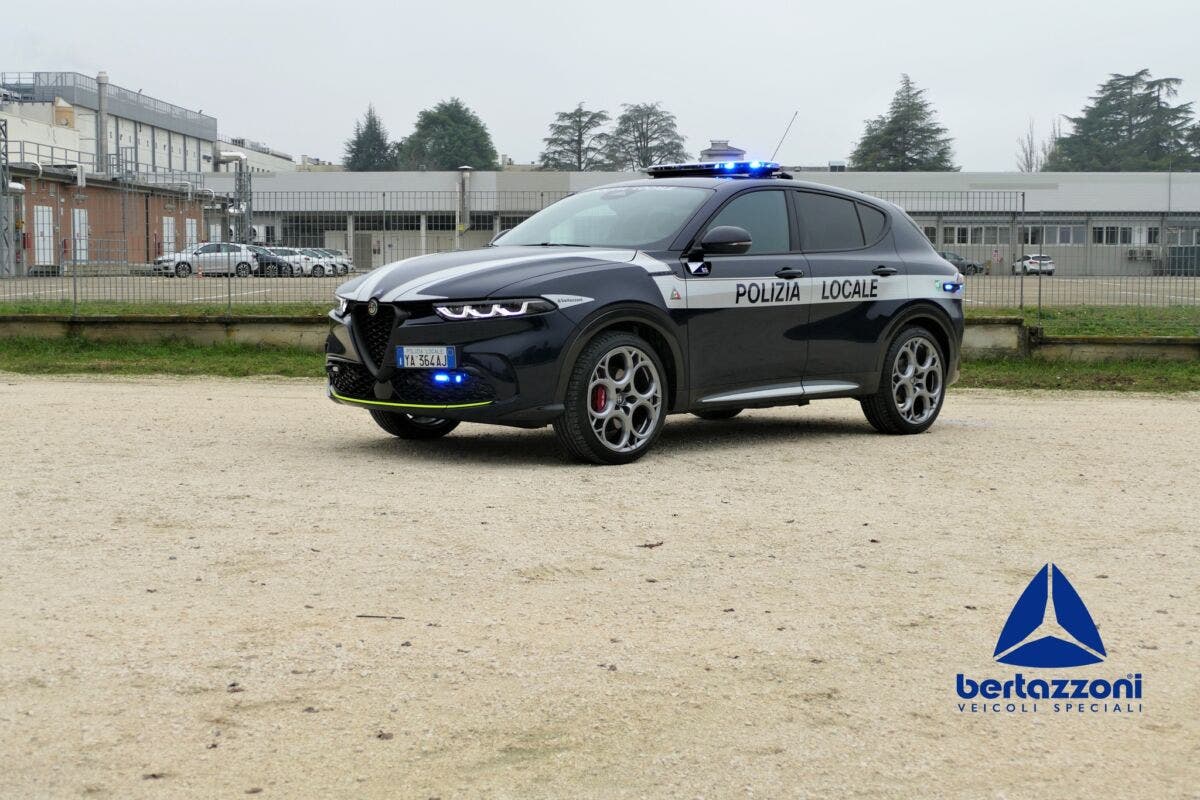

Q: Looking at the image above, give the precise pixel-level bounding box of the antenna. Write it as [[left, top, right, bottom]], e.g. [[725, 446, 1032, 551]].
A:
[[770, 111, 799, 161]]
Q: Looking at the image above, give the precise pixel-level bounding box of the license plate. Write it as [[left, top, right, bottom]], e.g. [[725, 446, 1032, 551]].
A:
[[396, 346, 456, 369]]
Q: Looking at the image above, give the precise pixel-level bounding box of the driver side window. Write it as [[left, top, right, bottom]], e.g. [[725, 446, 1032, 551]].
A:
[[702, 191, 790, 255]]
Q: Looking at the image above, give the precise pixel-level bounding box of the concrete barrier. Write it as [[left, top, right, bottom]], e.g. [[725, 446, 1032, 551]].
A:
[[0, 315, 329, 350], [1033, 335, 1200, 362], [0, 314, 1196, 362], [961, 316, 1028, 358]]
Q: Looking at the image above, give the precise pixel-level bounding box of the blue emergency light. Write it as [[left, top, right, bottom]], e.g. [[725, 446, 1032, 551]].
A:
[[646, 160, 786, 179]]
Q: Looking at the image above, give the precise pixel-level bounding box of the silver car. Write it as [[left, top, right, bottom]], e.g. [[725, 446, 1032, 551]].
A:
[[153, 242, 258, 278]]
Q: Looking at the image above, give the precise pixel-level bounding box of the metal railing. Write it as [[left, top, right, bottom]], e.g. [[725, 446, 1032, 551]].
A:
[[1, 189, 1198, 319]]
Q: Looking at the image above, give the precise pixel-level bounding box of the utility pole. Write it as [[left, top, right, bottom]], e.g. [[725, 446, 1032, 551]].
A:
[[0, 118, 13, 276]]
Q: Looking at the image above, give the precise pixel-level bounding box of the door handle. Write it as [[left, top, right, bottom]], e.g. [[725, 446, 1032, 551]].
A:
[[872, 265, 899, 277], [775, 266, 806, 279]]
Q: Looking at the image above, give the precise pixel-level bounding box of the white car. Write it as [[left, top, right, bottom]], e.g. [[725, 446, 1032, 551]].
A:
[[153, 242, 258, 278], [1012, 254, 1056, 275], [315, 248, 352, 275], [269, 247, 319, 278], [298, 248, 340, 278]]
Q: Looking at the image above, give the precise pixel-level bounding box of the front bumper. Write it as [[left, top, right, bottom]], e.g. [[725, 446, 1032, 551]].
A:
[[325, 300, 574, 427]]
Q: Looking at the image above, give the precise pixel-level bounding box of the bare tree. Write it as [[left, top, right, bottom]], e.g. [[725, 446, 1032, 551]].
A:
[[1016, 119, 1042, 172]]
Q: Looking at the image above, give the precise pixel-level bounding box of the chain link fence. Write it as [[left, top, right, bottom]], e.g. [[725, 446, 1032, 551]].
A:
[[1, 184, 1198, 315]]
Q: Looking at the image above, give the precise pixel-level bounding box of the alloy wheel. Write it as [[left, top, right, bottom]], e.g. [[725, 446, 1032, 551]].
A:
[[891, 335, 943, 425], [586, 345, 663, 453]]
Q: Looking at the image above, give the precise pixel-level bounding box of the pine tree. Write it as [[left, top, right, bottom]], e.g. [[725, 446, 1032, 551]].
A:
[[849, 75, 957, 171], [1043, 70, 1196, 171], [603, 103, 689, 170], [343, 105, 395, 171], [393, 98, 498, 171], [539, 103, 612, 170]]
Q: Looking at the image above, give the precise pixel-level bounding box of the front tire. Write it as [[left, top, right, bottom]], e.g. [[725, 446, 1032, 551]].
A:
[[693, 408, 742, 421], [553, 332, 667, 464], [369, 410, 459, 439], [311, 264, 326, 278], [860, 326, 946, 435], [174, 262, 192, 278]]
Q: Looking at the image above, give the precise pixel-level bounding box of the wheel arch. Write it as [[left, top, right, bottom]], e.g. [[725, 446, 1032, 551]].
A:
[[870, 301, 958, 387], [554, 302, 686, 412]]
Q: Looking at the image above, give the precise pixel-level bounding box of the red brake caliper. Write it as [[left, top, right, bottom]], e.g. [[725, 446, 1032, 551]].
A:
[[592, 385, 607, 412]]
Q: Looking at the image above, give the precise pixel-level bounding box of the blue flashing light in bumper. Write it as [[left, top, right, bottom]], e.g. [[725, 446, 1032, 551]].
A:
[[433, 371, 467, 385]]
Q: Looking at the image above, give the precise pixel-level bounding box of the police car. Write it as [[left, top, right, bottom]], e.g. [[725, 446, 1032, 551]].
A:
[[326, 161, 964, 464]]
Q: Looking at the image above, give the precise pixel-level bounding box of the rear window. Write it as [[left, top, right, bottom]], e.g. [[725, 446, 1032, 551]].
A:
[[794, 191, 864, 251], [857, 204, 887, 244]]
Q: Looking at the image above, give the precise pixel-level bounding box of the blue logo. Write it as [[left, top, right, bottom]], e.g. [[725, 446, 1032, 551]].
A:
[[993, 564, 1106, 668]]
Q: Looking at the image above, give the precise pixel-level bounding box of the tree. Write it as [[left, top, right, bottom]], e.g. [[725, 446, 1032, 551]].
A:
[[343, 105, 395, 171], [1016, 118, 1062, 172], [849, 75, 957, 171], [603, 102, 689, 170], [393, 98, 499, 171], [1043, 70, 1197, 171], [539, 103, 612, 170]]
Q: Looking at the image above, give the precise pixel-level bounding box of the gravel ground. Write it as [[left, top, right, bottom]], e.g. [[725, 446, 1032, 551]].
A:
[[0, 375, 1197, 799]]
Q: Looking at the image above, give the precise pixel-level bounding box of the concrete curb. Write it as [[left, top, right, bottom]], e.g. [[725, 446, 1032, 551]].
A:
[[0, 314, 1196, 361]]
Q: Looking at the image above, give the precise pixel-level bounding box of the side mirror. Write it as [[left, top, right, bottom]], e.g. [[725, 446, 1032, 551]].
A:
[[700, 225, 752, 255]]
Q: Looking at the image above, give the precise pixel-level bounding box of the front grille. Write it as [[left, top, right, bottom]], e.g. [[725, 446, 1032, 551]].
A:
[[391, 370, 497, 405], [327, 361, 374, 398], [352, 303, 397, 369]]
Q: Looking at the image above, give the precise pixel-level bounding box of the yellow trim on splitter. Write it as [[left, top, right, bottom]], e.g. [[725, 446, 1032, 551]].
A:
[[330, 390, 493, 411]]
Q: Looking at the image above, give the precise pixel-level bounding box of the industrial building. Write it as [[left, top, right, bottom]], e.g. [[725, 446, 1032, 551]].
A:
[[204, 168, 1200, 277]]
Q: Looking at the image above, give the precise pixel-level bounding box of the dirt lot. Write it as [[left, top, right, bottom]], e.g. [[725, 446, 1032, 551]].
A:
[[0, 376, 1197, 799]]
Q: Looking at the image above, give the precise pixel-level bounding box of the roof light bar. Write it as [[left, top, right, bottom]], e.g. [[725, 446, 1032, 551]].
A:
[[645, 160, 783, 179]]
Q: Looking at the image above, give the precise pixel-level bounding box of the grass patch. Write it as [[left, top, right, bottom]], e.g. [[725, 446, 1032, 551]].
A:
[[0, 300, 329, 318], [967, 305, 1200, 337], [2, 337, 1198, 392], [0, 337, 323, 378], [957, 357, 1200, 392]]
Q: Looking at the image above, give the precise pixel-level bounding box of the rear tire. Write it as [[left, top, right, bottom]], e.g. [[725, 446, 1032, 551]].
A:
[[860, 326, 947, 435], [693, 408, 742, 421], [263, 263, 279, 278], [311, 264, 325, 278], [235, 262, 252, 278], [369, 410, 459, 439], [553, 331, 667, 465]]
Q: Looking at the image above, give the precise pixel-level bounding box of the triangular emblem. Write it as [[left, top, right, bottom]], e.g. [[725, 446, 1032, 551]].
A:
[[993, 564, 1106, 668]]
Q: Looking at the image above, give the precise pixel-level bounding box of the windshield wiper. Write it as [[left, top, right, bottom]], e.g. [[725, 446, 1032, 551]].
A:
[[534, 242, 591, 247]]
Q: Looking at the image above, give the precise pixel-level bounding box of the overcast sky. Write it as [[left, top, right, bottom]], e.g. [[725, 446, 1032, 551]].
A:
[[13, 0, 1200, 171]]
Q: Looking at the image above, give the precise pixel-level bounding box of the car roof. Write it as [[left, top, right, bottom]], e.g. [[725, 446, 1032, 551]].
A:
[[595, 176, 899, 211]]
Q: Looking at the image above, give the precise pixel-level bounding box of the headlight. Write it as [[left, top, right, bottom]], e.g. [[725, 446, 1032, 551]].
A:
[[434, 298, 556, 321], [335, 295, 349, 315]]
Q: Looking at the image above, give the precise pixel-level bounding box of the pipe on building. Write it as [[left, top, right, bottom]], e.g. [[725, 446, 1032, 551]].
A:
[[95, 71, 109, 174]]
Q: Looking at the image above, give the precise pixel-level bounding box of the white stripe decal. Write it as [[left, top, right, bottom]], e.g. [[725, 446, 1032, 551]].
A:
[[375, 250, 634, 302], [682, 275, 959, 309]]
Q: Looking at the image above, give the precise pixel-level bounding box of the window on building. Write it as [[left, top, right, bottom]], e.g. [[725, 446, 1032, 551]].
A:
[[425, 213, 456, 231], [469, 212, 495, 231], [922, 226, 937, 243], [499, 214, 531, 231], [1147, 227, 1160, 245], [1092, 226, 1133, 245]]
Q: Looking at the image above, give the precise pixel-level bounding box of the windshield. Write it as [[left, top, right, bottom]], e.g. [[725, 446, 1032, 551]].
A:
[[499, 185, 711, 248], [248, 246, 269, 255]]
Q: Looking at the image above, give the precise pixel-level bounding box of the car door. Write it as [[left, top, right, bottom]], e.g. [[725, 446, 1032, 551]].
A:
[[793, 190, 905, 390], [192, 243, 222, 272], [684, 188, 810, 400]]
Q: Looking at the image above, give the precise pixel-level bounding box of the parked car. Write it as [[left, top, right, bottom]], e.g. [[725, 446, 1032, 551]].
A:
[[248, 245, 294, 277], [327, 160, 965, 463], [1012, 254, 1056, 275], [315, 248, 352, 275], [299, 248, 339, 278], [153, 242, 258, 277], [938, 251, 986, 275], [268, 247, 317, 277]]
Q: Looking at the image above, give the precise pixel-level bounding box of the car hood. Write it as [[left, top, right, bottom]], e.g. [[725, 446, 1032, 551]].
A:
[[336, 246, 640, 302]]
